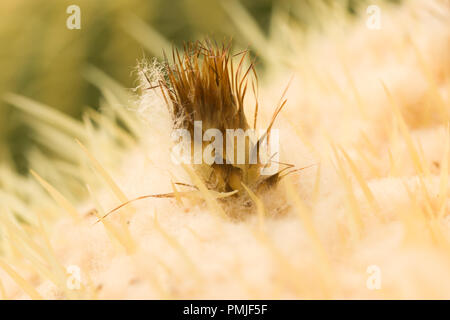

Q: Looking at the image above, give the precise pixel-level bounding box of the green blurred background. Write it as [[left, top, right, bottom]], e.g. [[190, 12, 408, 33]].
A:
[[0, 0, 398, 173]]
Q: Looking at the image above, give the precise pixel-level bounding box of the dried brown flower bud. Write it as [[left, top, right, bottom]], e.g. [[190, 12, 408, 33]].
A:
[[157, 40, 289, 193]]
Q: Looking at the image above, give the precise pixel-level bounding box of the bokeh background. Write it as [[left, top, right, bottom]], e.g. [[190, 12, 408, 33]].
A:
[[0, 0, 399, 173]]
